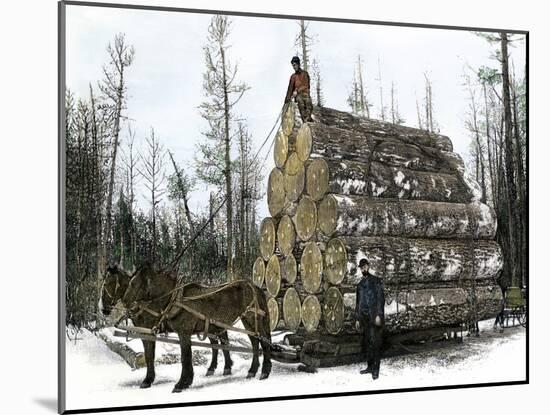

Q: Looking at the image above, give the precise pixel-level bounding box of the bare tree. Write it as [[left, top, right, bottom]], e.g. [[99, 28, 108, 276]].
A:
[[376, 57, 386, 121], [98, 33, 135, 266], [390, 81, 405, 125], [197, 15, 249, 281], [137, 128, 166, 264], [121, 124, 139, 268], [311, 57, 324, 107], [295, 20, 314, 71]]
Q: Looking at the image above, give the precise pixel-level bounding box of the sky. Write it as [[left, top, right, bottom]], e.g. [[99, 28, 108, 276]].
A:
[[65, 4, 526, 219]]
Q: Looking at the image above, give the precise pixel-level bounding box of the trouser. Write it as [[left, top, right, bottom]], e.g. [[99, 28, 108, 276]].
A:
[[295, 91, 313, 122], [360, 319, 384, 375]]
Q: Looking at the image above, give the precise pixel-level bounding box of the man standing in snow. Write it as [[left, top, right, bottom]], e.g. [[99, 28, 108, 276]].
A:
[[284, 56, 314, 123], [355, 258, 385, 380]]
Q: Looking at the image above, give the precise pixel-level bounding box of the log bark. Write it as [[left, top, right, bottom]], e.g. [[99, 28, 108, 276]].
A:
[[324, 236, 503, 286], [296, 122, 374, 163], [369, 161, 472, 202], [341, 284, 503, 334], [318, 194, 497, 240], [312, 106, 453, 152], [306, 158, 473, 203], [98, 332, 146, 369], [296, 121, 463, 174], [373, 139, 465, 173]]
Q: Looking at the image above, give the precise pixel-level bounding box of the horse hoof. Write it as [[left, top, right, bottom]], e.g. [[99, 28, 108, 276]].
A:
[[246, 372, 256, 379], [223, 368, 232, 376], [205, 369, 215, 377], [259, 373, 269, 380], [172, 387, 182, 393], [140, 381, 152, 389]]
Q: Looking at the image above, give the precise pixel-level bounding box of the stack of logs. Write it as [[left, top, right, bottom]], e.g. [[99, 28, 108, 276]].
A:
[[252, 103, 503, 336]]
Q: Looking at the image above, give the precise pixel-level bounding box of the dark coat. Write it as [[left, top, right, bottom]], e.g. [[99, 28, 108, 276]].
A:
[[355, 271, 385, 324]]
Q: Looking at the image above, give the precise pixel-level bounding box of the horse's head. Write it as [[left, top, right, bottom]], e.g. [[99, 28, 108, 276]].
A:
[[122, 263, 156, 310], [100, 264, 131, 316], [122, 263, 176, 311]]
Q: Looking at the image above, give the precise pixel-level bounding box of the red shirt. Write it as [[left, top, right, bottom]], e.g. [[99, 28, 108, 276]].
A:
[[285, 69, 310, 102]]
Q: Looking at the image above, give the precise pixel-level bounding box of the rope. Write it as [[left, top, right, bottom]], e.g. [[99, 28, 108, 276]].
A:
[[166, 103, 288, 271]]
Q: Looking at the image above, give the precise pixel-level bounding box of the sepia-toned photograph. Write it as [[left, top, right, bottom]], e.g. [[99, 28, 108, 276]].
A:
[[58, 1, 528, 413]]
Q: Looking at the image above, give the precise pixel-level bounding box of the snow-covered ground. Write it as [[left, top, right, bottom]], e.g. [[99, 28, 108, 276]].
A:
[[65, 320, 526, 412]]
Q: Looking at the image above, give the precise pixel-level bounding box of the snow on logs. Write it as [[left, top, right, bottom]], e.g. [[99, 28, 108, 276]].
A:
[[317, 195, 497, 240], [305, 158, 473, 203], [323, 236, 503, 287], [256, 103, 502, 336]]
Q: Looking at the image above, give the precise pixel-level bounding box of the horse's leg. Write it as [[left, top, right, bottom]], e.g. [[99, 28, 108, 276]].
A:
[[258, 318, 272, 380], [140, 340, 156, 388], [220, 332, 233, 376], [242, 318, 260, 378], [173, 332, 194, 393], [206, 336, 219, 377]]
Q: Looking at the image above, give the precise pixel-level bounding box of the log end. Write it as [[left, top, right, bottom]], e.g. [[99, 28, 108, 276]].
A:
[[274, 129, 288, 169], [252, 257, 266, 288], [295, 195, 318, 241], [267, 168, 285, 217], [259, 217, 276, 261], [265, 254, 282, 297], [282, 254, 297, 284], [306, 158, 329, 201], [323, 287, 344, 335], [300, 242, 323, 294], [267, 297, 280, 332], [318, 194, 338, 237], [302, 295, 322, 333], [296, 123, 312, 162], [283, 287, 302, 332], [277, 215, 296, 257], [324, 238, 348, 285]]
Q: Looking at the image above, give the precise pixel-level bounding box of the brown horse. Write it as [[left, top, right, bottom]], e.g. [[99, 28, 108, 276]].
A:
[[118, 264, 272, 392], [100, 265, 236, 388]]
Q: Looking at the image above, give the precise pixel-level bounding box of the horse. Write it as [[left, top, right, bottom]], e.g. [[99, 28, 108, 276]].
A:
[[119, 263, 272, 393], [100, 265, 236, 388]]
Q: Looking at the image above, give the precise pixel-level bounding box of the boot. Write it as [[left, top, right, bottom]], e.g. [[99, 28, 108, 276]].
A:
[[360, 366, 373, 375]]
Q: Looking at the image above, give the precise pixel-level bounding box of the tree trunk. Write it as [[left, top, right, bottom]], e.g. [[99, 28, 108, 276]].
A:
[[501, 33, 519, 287], [221, 47, 234, 282]]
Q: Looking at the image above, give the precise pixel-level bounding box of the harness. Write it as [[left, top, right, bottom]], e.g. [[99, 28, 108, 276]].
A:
[[127, 280, 266, 342]]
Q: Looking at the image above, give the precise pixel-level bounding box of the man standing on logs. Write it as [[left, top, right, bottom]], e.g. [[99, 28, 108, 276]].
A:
[[355, 258, 385, 380], [284, 56, 314, 123]]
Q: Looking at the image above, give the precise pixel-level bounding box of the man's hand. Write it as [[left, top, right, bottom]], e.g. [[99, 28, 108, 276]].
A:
[[375, 316, 382, 327], [355, 320, 361, 331]]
